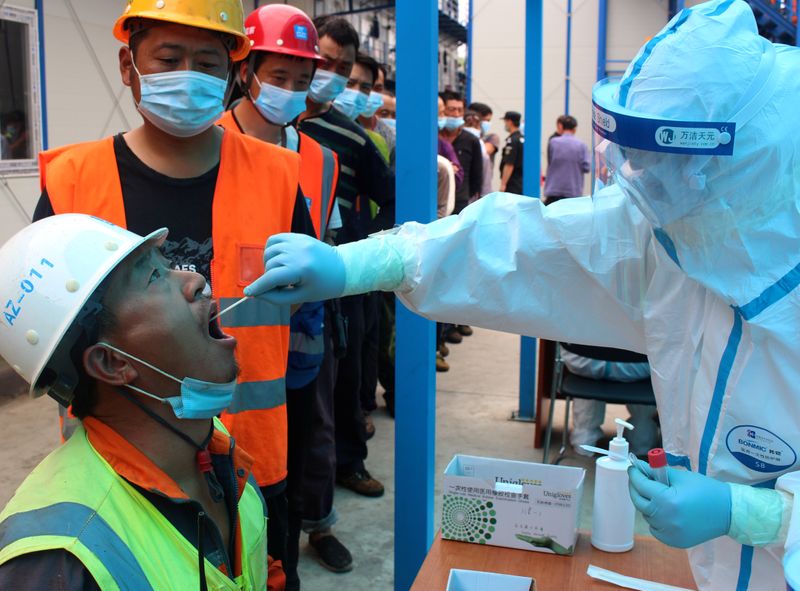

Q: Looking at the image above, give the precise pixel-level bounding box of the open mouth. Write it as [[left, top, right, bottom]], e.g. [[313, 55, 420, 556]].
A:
[[207, 301, 235, 342]]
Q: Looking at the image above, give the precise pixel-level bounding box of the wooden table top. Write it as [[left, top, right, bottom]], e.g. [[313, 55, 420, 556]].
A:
[[410, 532, 697, 590]]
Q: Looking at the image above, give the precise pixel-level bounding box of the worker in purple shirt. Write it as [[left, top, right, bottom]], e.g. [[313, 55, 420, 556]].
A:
[[437, 95, 464, 188], [543, 114, 590, 205], [438, 137, 463, 188]]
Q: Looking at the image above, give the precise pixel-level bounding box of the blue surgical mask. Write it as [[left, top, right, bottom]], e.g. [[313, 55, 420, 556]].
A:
[[463, 126, 481, 138], [481, 121, 491, 135], [250, 77, 308, 125], [381, 118, 396, 130], [133, 60, 226, 138], [308, 69, 348, 103], [444, 116, 464, 131], [333, 88, 369, 120], [361, 91, 385, 118], [100, 342, 236, 420], [438, 117, 447, 130]]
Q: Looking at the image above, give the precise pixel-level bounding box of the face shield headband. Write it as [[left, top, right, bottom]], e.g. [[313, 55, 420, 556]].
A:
[[591, 38, 778, 228]]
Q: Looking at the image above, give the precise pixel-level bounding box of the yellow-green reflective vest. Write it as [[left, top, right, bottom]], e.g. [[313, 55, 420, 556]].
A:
[[0, 423, 267, 591]]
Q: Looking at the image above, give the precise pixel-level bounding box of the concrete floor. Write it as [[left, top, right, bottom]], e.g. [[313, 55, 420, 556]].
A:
[[295, 328, 652, 590], [0, 328, 652, 590]]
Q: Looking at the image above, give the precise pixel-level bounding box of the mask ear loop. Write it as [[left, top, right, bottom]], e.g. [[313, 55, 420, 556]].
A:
[[98, 341, 183, 386], [98, 341, 225, 501], [126, 37, 148, 114], [96, 341, 182, 407]]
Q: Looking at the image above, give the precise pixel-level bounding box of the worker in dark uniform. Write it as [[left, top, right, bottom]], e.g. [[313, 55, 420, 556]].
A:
[[500, 111, 524, 194]]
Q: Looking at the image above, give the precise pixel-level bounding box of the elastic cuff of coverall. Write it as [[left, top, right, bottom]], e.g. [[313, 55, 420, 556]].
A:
[[728, 482, 792, 547], [338, 233, 409, 297], [301, 507, 339, 534]]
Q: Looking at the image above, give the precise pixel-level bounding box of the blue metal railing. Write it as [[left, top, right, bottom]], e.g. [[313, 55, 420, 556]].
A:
[[746, 0, 799, 44]]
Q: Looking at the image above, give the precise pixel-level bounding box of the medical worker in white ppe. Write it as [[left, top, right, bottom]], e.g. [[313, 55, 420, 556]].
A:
[[243, 1, 800, 588]]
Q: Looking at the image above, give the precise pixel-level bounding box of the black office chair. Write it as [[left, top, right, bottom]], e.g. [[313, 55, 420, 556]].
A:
[[542, 342, 656, 464]]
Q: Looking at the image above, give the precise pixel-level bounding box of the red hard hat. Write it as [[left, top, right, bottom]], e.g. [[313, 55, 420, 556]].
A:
[[244, 4, 322, 61]]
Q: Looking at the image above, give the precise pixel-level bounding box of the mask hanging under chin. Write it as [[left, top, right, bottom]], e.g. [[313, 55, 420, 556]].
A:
[[98, 342, 236, 420]]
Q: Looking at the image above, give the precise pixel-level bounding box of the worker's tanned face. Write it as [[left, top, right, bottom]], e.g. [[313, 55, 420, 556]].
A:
[[373, 67, 385, 93], [97, 245, 238, 392], [120, 22, 229, 101], [444, 99, 464, 118], [378, 94, 395, 119], [317, 35, 356, 79], [347, 62, 374, 94], [246, 52, 315, 94]]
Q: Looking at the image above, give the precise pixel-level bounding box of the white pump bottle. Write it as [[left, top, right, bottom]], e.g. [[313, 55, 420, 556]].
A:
[[589, 418, 636, 552]]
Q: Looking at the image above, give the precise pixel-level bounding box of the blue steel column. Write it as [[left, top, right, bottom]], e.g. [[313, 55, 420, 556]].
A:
[[516, 0, 543, 423], [565, 0, 572, 114], [35, 0, 48, 150], [394, 1, 438, 589], [597, 0, 607, 81], [466, 0, 474, 103]]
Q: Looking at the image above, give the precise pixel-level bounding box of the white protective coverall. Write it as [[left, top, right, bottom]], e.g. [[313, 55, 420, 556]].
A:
[[334, 1, 800, 588]]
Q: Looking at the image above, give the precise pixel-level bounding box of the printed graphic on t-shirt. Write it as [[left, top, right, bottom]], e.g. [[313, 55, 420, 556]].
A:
[[161, 237, 214, 281]]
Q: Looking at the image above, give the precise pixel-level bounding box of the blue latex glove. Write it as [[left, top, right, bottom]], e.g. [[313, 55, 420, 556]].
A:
[[243, 233, 346, 305], [628, 461, 732, 549]]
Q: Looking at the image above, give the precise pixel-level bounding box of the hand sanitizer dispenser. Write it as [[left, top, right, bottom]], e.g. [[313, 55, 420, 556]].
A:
[[591, 418, 635, 552]]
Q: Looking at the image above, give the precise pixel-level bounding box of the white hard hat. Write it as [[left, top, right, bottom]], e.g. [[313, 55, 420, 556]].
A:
[[0, 214, 167, 405]]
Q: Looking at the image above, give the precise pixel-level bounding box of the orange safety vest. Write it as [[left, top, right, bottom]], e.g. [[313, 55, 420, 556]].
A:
[[217, 110, 338, 239], [40, 131, 301, 488]]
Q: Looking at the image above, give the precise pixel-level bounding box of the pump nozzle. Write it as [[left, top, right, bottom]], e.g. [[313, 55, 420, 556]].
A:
[[614, 418, 634, 440], [608, 418, 634, 461]]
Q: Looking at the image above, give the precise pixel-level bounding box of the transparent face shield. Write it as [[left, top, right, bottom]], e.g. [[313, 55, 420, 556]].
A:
[[591, 79, 736, 227]]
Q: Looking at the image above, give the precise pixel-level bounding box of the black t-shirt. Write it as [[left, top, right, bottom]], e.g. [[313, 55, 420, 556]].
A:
[[451, 129, 484, 213], [501, 131, 525, 194], [33, 133, 315, 282]]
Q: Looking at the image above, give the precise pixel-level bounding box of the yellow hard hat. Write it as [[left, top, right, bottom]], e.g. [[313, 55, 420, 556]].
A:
[[114, 0, 250, 61]]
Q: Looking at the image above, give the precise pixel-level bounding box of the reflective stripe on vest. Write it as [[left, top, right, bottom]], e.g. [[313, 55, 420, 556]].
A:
[[0, 502, 153, 591], [317, 143, 338, 238], [230, 378, 287, 413], [289, 331, 326, 356], [0, 424, 267, 590], [218, 297, 289, 328], [41, 132, 299, 487], [297, 132, 338, 239]]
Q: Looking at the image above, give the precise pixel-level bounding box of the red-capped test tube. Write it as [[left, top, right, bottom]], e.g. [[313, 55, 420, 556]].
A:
[[648, 448, 670, 486]]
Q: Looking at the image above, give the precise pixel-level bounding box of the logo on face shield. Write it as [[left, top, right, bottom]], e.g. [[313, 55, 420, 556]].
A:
[[654, 126, 729, 151], [592, 105, 616, 133], [657, 128, 675, 145]]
